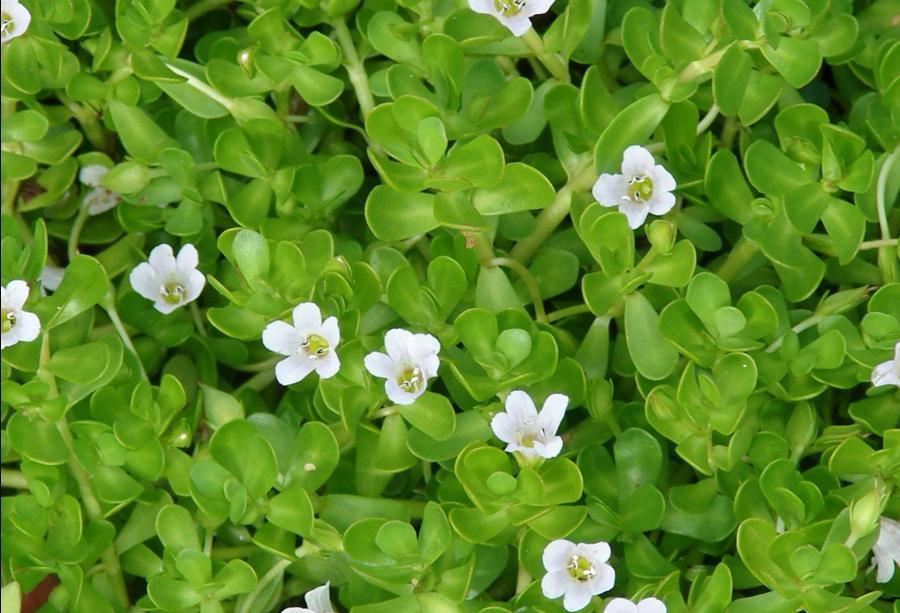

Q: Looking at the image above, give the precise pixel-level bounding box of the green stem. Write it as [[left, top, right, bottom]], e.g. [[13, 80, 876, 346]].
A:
[[58, 93, 109, 151], [875, 147, 899, 283], [766, 314, 822, 353], [190, 302, 208, 337], [490, 257, 547, 323], [40, 335, 130, 609], [211, 545, 258, 560], [67, 207, 90, 262], [511, 158, 595, 264], [714, 238, 760, 282], [861, 238, 898, 250], [237, 559, 292, 613], [521, 29, 570, 83], [185, 0, 233, 21], [163, 62, 237, 111], [332, 17, 376, 118], [546, 304, 592, 323], [1, 468, 28, 489], [236, 368, 276, 393], [471, 232, 495, 264], [101, 293, 149, 381]]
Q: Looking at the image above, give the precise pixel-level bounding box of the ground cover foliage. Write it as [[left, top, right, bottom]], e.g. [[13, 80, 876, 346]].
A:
[[1, 0, 899, 611]]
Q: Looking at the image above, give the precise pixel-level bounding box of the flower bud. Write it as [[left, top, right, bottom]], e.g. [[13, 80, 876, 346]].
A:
[[849, 486, 884, 541], [817, 286, 871, 317], [647, 219, 677, 254]]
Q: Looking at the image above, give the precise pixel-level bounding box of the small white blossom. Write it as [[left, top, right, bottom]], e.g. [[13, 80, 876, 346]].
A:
[[79, 164, 121, 215], [1, 0, 31, 44], [468, 0, 555, 37], [541, 539, 616, 612], [870, 342, 900, 388], [491, 390, 567, 459], [604, 597, 667, 613], [871, 516, 900, 583], [364, 328, 441, 405], [39, 264, 64, 295], [592, 145, 676, 229], [263, 302, 340, 386], [1, 280, 40, 349], [129, 243, 206, 314], [282, 582, 336, 613]]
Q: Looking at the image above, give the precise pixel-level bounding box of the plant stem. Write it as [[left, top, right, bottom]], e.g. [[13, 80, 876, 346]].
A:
[[237, 559, 292, 613], [714, 238, 760, 282], [164, 62, 237, 111], [101, 293, 149, 381], [1, 468, 28, 489], [875, 146, 899, 283], [332, 17, 376, 118], [521, 29, 570, 83], [58, 93, 109, 151], [696, 104, 720, 135], [511, 158, 595, 264], [490, 257, 547, 322], [39, 335, 130, 609], [185, 0, 232, 21], [190, 302, 208, 337], [860, 238, 897, 250], [236, 368, 275, 393], [67, 208, 90, 261], [546, 304, 592, 323], [766, 315, 823, 353]]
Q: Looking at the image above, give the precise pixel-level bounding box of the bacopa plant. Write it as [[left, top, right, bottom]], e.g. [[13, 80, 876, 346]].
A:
[[0, 0, 898, 612]]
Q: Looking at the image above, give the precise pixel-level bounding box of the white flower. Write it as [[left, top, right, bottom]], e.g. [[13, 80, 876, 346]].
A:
[[263, 302, 340, 386], [870, 342, 900, 388], [541, 539, 616, 612], [592, 145, 677, 229], [491, 390, 567, 459], [364, 328, 441, 405], [1, 280, 40, 349], [79, 164, 120, 215], [468, 0, 555, 37], [871, 516, 900, 583], [39, 264, 64, 295], [129, 243, 206, 314], [604, 597, 667, 613], [1, 0, 31, 44], [282, 582, 336, 613]]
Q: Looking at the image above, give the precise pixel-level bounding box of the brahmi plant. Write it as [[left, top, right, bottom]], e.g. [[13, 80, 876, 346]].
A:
[[0, 0, 898, 611]]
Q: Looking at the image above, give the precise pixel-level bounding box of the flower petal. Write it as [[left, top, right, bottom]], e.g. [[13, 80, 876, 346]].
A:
[[275, 355, 316, 386], [315, 353, 341, 379], [543, 539, 575, 572], [646, 189, 676, 216], [581, 541, 611, 564], [527, 0, 556, 15], [153, 298, 181, 315], [500, 13, 533, 36], [4, 280, 30, 310], [505, 390, 538, 424], [304, 582, 335, 613], [129, 263, 159, 302], [538, 393, 568, 435], [587, 561, 616, 595], [535, 436, 563, 459], [467, 0, 495, 16], [618, 202, 650, 229], [384, 328, 414, 361], [292, 302, 323, 334], [636, 597, 667, 613], [563, 580, 593, 612], [540, 570, 570, 600], [176, 243, 199, 272], [651, 164, 676, 193], [592, 174, 627, 207], [262, 321, 302, 356], [15, 311, 41, 344], [385, 378, 420, 405], [604, 598, 638, 613], [320, 316, 341, 347], [79, 164, 108, 187], [491, 412, 516, 444], [621, 145, 656, 177], [871, 359, 900, 388], [364, 351, 396, 379], [148, 244, 177, 277], [184, 270, 206, 304], [408, 333, 440, 360]]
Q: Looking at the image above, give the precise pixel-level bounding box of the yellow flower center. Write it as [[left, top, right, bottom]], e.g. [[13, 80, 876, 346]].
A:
[[567, 555, 596, 582], [301, 333, 330, 359], [493, 0, 527, 16], [397, 365, 424, 392], [1, 13, 13, 35], [628, 175, 654, 202], [161, 282, 186, 305], [1, 309, 15, 333]]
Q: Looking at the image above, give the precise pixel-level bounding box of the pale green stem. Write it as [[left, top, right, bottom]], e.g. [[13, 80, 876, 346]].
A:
[[101, 294, 149, 381], [185, 0, 233, 21], [40, 335, 130, 608], [332, 17, 376, 118], [190, 302, 208, 337], [1, 468, 28, 489], [58, 93, 108, 151], [766, 315, 823, 353], [511, 158, 596, 264], [163, 62, 236, 111], [237, 559, 293, 613], [521, 29, 570, 83], [203, 529, 214, 557], [67, 207, 90, 261], [715, 238, 759, 282], [861, 238, 898, 250], [236, 368, 276, 393], [490, 257, 547, 322], [546, 304, 592, 323], [876, 147, 899, 241]]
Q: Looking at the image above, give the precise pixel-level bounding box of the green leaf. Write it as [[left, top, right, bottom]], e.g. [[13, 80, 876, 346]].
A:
[[108, 101, 175, 165], [365, 186, 438, 241], [267, 486, 314, 537], [471, 163, 554, 215], [594, 94, 670, 172], [624, 292, 680, 380], [209, 420, 278, 499], [398, 392, 456, 441]]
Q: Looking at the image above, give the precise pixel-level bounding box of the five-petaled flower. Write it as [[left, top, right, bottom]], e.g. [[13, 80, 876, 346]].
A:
[[871, 516, 900, 583], [1, 0, 31, 44], [364, 328, 441, 405], [263, 302, 341, 386], [129, 243, 206, 314], [39, 264, 64, 295], [491, 390, 567, 459], [1, 280, 40, 349], [592, 145, 677, 229], [467, 0, 555, 37], [870, 342, 900, 388], [281, 582, 336, 613], [604, 597, 667, 613], [541, 539, 616, 612], [80, 164, 121, 216]]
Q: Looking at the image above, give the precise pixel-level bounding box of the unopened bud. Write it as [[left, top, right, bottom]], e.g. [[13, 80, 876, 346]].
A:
[[647, 219, 677, 254]]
